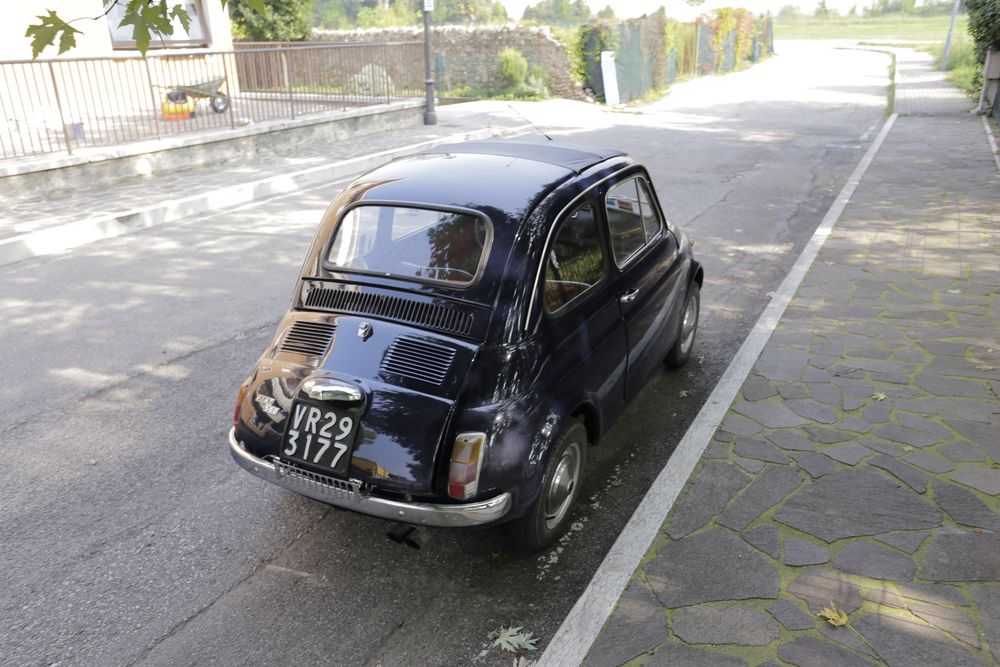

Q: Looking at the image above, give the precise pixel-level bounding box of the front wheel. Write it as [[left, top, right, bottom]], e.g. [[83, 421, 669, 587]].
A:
[[508, 419, 588, 551], [665, 281, 700, 368]]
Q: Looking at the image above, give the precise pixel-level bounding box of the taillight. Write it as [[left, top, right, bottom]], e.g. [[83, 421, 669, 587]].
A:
[[233, 382, 249, 429], [447, 432, 486, 500]]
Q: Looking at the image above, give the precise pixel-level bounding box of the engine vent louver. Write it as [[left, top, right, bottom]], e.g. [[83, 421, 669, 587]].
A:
[[381, 336, 456, 386], [304, 286, 474, 337], [279, 320, 337, 357]]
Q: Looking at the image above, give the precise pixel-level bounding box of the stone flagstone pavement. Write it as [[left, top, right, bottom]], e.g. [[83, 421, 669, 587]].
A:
[[582, 51, 1000, 667]]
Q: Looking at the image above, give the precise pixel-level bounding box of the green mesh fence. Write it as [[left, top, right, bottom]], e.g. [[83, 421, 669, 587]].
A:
[[585, 13, 774, 104], [614, 22, 654, 103]]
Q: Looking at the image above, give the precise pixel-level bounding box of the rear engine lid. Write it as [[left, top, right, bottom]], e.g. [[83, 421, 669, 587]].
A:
[[246, 314, 480, 495]]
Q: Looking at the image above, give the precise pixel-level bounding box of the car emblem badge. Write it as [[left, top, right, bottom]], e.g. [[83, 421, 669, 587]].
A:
[[357, 322, 373, 341]]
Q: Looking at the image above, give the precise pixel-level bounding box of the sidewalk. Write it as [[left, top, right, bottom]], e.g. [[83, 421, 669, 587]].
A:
[[570, 51, 1000, 666], [0, 99, 592, 267]]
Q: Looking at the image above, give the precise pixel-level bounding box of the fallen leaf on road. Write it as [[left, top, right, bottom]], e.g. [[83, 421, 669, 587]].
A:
[[492, 626, 538, 654], [817, 601, 848, 627]]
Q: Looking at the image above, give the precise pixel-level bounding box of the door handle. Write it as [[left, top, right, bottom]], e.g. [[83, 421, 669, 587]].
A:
[[620, 288, 640, 304]]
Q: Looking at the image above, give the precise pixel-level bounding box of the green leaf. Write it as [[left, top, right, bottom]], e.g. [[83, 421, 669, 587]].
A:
[[492, 626, 538, 654], [147, 0, 176, 35], [24, 10, 81, 59], [243, 0, 267, 14], [120, 12, 152, 54], [169, 5, 191, 34], [118, 0, 180, 55]]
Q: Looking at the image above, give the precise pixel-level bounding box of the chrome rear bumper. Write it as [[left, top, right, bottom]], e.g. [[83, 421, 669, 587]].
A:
[[228, 428, 511, 528]]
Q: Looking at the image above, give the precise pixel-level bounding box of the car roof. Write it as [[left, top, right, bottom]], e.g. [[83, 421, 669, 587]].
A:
[[353, 140, 630, 222], [420, 140, 626, 173]]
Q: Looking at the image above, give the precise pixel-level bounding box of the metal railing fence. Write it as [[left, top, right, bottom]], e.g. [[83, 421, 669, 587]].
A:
[[0, 41, 424, 161]]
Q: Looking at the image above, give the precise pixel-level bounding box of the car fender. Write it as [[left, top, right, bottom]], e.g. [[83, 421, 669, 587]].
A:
[[502, 392, 600, 519]]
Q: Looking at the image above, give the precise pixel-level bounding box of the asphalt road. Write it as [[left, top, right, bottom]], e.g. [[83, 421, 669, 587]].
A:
[[0, 42, 889, 666]]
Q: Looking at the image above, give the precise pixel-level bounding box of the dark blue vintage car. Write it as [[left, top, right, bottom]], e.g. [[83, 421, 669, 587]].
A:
[[229, 140, 702, 550]]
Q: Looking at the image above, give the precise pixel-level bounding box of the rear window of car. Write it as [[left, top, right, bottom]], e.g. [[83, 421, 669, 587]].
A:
[[326, 205, 491, 287]]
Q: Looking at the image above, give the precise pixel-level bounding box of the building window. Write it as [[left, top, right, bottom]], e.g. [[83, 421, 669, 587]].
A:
[[105, 1, 211, 49]]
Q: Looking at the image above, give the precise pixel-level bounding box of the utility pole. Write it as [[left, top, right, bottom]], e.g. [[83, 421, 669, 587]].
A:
[[422, 0, 437, 125], [942, 0, 962, 70]]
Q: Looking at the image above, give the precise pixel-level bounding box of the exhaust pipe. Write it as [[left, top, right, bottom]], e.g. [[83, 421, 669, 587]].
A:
[[386, 523, 432, 549]]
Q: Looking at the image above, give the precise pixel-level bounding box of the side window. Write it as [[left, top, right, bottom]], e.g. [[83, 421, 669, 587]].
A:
[[606, 176, 664, 266], [605, 179, 644, 264], [637, 180, 662, 240], [544, 204, 606, 314]]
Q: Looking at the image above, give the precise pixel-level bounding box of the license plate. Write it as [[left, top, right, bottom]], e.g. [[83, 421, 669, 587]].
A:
[[280, 402, 360, 476]]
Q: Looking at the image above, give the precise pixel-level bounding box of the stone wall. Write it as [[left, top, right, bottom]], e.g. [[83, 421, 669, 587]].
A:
[[312, 25, 581, 99]]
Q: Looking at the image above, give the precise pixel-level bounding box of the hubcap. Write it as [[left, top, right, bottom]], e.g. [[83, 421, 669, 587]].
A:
[[544, 441, 582, 530], [679, 291, 699, 356]]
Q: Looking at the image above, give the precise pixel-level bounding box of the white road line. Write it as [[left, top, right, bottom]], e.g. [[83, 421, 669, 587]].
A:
[[538, 113, 899, 667], [983, 115, 1000, 174]]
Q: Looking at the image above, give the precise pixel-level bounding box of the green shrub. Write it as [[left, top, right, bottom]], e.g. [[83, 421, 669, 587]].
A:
[[966, 0, 1000, 61], [498, 47, 529, 89], [576, 19, 618, 101], [551, 25, 585, 84], [925, 34, 982, 96], [522, 64, 549, 97]]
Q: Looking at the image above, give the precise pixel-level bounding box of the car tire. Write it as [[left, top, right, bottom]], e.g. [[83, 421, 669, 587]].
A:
[[665, 281, 700, 368], [508, 418, 588, 551]]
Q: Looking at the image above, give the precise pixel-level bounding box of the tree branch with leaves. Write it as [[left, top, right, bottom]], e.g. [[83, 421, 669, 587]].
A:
[[25, 0, 266, 58]]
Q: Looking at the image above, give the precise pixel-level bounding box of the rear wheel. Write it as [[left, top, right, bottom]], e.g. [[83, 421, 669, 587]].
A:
[[508, 419, 588, 551], [665, 281, 700, 368], [210, 94, 230, 113]]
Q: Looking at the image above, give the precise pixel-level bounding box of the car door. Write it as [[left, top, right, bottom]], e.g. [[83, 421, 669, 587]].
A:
[[603, 174, 684, 400], [541, 198, 628, 428]]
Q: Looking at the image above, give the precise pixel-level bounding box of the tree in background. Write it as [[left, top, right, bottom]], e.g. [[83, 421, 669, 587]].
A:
[[312, 0, 507, 28], [355, 0, 421, 28], [230, 0, 314, 40], [596, 5, 615, 19], [813, 0, 837, 17], [522, 0, 592, 26], [432, 0, 508, 24], [314, 0, 365, 28]]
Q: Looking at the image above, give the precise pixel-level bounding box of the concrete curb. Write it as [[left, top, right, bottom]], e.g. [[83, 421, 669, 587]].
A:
[[0, 123, 530, 269], [984, 115, 1000, 173]]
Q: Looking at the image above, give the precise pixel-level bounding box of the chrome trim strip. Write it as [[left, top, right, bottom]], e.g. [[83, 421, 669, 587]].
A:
[[228, 429, 511, 528], [524, 164, 633, 332], [302, 378, 363, 402]]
